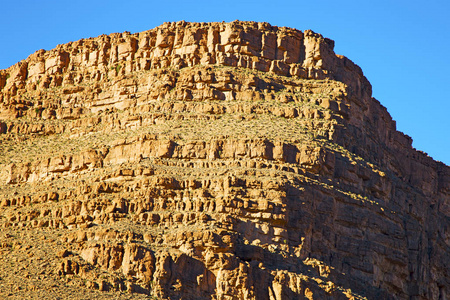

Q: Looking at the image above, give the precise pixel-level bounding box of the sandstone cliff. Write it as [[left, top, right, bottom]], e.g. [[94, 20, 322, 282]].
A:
[[0, 21, 448, 300]]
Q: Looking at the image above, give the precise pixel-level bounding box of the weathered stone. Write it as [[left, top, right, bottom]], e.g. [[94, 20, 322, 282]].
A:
[[0, 21, 448, 300]]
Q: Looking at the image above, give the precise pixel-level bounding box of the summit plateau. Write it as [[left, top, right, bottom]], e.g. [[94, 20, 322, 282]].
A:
[[0, 21, 448, 299]]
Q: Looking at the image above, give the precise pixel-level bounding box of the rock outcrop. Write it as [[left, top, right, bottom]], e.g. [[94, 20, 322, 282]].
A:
[[0, 21, 448, 300]]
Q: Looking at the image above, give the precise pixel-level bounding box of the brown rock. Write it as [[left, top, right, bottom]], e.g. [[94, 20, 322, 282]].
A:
[[0, 21, 448, 300]]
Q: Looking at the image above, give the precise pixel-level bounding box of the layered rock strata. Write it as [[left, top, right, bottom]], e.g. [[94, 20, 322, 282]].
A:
[[0, 21, 448, 300]]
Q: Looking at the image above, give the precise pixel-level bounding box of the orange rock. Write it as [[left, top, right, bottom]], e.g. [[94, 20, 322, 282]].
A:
[[0, 21, 448, 300]]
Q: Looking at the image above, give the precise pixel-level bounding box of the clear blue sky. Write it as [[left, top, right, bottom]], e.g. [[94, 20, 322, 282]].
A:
[[1, 0, 449, 165]]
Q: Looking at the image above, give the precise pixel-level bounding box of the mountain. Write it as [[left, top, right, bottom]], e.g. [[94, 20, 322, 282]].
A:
[[0, 21, 448, 299]]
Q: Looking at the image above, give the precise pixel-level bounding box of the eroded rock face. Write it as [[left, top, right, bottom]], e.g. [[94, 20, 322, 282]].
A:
[[0, 21, 448, 300]]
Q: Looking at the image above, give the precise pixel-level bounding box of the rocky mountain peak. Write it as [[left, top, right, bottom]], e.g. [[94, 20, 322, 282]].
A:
[[0, 21, 448, 299]]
